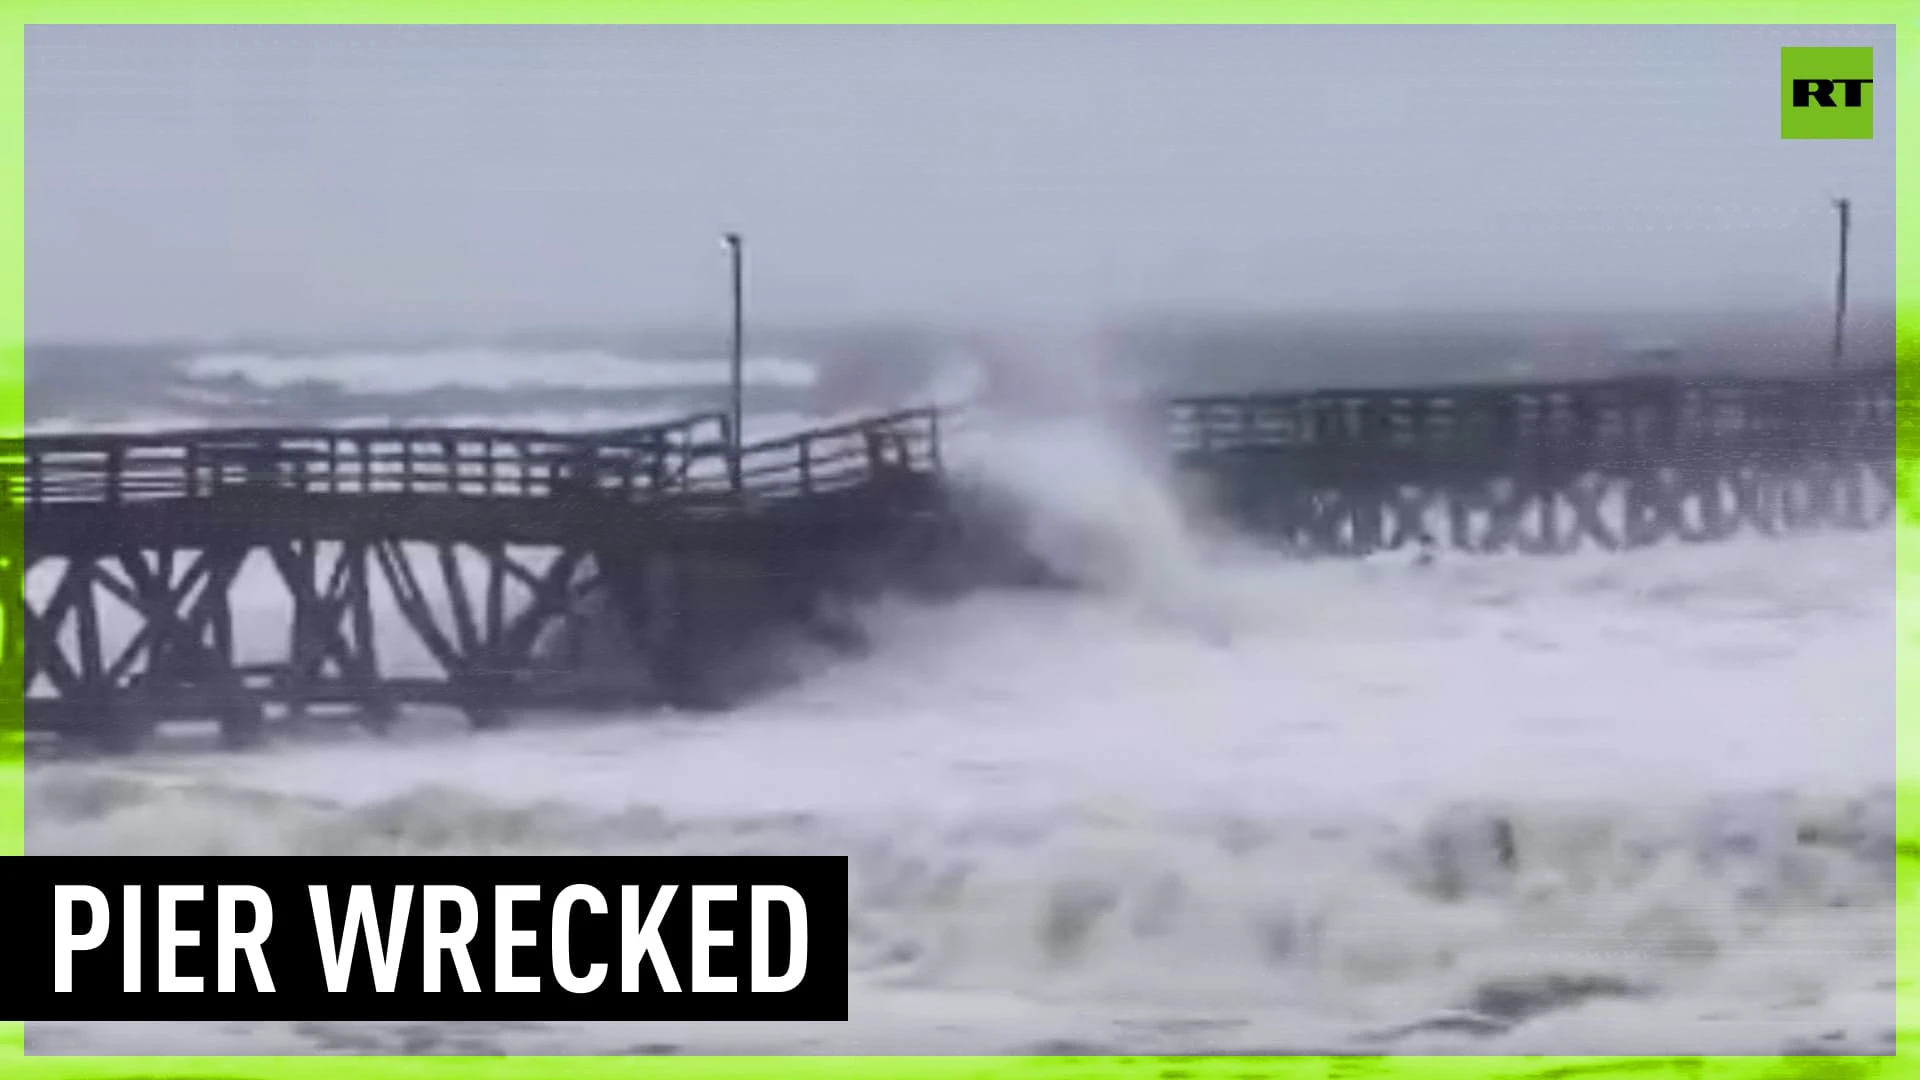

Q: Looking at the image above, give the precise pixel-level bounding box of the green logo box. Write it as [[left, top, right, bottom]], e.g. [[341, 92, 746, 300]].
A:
[[1781, 46, 1875, 139]]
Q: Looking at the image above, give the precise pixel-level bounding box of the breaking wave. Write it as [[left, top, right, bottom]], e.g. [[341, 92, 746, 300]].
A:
[[25, 769, 1900, 1055]]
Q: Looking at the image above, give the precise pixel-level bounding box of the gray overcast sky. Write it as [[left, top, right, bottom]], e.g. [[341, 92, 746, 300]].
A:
[[26, 24, 1895, 344]]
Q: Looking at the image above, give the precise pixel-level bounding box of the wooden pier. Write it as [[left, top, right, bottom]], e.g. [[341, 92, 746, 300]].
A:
[[1165, 365, 1901, 554], [0, 363, 1904, 754], [2, 407, 958, 752]]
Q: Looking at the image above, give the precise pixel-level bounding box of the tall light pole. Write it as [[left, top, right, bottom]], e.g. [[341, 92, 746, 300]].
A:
[[723, 232, 745, 488], [1831, 197, 1851, 374]]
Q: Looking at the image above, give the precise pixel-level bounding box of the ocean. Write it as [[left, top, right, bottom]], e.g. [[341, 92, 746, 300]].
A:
[[19, 315, 1901, 1055]]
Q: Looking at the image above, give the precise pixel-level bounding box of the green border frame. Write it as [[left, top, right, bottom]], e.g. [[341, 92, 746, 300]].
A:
[[2, 3, 1914, 1077]]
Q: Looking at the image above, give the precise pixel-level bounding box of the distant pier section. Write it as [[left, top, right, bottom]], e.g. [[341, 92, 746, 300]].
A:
[[1, 364, 1901, 753], [1168, 364, 1899, 554]]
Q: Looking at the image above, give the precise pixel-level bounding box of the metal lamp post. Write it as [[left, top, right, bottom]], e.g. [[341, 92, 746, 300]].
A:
[[1830, 198, 1850, 374], [723, 232, 744, 489]]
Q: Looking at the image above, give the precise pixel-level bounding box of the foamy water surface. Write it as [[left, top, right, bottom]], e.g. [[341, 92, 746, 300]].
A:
[[24, 413, 1902, 1057]]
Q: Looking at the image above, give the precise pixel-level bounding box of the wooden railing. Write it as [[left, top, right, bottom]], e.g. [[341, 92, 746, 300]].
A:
[[1, 412, 728, 508], [1166, 366, 1900, 470], [725, 407, 944, 500], [0, 366, 1900, 520], [0, 406, 952, 512]]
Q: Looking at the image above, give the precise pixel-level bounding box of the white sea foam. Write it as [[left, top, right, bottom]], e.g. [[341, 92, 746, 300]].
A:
[[23, 410, 220, 435], [21, 381, 1902, 1057], [183, 347, 818, 395]]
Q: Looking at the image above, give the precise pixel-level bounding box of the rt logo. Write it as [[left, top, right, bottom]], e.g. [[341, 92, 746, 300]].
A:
[[1781, 47, 1874, 139]]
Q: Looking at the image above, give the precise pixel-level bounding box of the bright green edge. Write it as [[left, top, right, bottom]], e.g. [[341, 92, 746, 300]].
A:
[[1, 1, 1915, 1077]]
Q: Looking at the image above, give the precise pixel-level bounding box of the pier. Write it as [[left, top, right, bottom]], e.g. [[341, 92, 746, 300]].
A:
[[1, 363, 1902, 753], [3, 408, 958, 752], [1168, 364, 1899, 554]]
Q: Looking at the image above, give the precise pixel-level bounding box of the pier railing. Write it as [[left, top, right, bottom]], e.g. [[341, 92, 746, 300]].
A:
[[0, 368, 1902, 525], [1, 407, 953, 512], [726, 406, 943, 500], [1167, 366, 1898, 472], [3, 412, 729, 507]]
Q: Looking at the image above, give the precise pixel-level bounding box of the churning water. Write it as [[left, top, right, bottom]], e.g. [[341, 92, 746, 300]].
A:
[[25, 400, 1901, 1057]]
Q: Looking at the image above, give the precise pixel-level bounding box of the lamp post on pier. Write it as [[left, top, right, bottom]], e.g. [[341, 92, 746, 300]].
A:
[[723, 231, 745, 489], [1830, 198, 1851, 374]]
